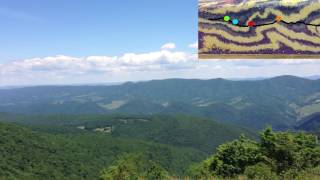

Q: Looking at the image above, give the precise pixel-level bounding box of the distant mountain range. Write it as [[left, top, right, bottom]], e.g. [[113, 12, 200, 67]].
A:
[[1, 75, 320, 130]]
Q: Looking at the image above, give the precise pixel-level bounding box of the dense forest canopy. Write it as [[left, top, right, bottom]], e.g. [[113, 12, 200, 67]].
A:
[[1, 118, 320, 179], [1, 76, 320, 130], [188, 128, 320, 179], [1, 76, 320, 179]]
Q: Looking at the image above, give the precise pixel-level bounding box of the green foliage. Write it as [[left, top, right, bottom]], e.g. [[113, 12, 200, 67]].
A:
[[260, 127, 320, 175], [193, 128, 320, 179], [0, 114, 254, 179], [110, 115, 255, 154], [100, 154, 170, 180], [2, 76, 320, 129], [188, 157, 215, 179], [0, 114, 255, 154], [2, 113, 320, 179], [244, 163, 278, 180], [0, 122, 204, 179], [99, 154, 140, 180], [293, 166, 320, 180], [207, 136, 264, 177]]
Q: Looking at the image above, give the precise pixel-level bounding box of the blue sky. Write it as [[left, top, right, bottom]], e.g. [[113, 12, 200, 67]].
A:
[[0, 0, 320, 86], [0, 0, 197, 62]]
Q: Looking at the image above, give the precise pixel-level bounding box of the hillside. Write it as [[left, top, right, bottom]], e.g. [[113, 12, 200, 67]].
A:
[[1, 76, 320, 129], [0, 114, 255, 154], [296, 113, 320, 132], [189, 128, 320, 179], [0, 122, 206, 179]]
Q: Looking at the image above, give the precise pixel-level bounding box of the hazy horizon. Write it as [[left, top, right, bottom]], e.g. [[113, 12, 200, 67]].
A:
[[1, 0, 320, 86], [1, 75, 319, 88]]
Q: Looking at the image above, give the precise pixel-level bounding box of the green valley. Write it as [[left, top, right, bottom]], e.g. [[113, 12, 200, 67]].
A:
[[1, 76, 320, 179]]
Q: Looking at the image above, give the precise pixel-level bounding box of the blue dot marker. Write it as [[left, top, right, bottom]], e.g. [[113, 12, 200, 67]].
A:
[[232, 19, 239, 25]]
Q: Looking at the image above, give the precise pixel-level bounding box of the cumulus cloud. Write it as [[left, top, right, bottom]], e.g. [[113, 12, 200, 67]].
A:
[[160, 43, 176, 50], [1, 43, 320, 86], [189, 42, 198, 49], [0, 45, 196, 79]]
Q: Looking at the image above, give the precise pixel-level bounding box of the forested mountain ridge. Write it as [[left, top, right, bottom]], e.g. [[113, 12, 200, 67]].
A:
[[297, 113, 320, 133], [0, 121, 206, 179], [0, 113, 256, 179], [2, 117, 320, 179], [1, 76, 320, 179], [1, 76, 320, 129], [0, 114, 255, 154]]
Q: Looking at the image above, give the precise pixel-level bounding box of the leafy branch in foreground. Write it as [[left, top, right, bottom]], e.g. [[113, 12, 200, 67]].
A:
[[189, 128, 320, 179]]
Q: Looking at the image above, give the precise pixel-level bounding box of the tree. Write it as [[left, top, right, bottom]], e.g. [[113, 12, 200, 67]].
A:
[[99, 155, 139, 180], [207, 135, 264, 177], [100, 154, 170, 180], [192, 128, 320, 179], [260, 127, 320, 175], [244, 163, 278, 180], [143, 161, 170, 180]]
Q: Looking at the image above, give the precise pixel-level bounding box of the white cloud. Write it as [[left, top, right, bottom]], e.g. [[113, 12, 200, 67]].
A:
[[189, 42, 198, 49], [0, 44, 196, 83], [1, 43, 320, 86], [160, 43, 176, 50]]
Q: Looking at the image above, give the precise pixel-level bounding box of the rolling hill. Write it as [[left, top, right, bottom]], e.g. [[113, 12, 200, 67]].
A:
[[0, 121, 207, 179], [0, 112, 257, 179], [296, 112, 320, 132], [1, 76, 320, 129], [0, 114, 255, 154]]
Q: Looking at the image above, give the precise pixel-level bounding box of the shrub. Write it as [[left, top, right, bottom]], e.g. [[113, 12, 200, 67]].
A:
[[208, 135, 264, 177], [100, 153, 170, 180], [198, 128, 320, 179], [260, 128, 320, 174], [244, 163, 277, 180]]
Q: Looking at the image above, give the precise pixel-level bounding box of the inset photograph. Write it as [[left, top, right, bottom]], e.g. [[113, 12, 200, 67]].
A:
[[199, 0, 320, 59]]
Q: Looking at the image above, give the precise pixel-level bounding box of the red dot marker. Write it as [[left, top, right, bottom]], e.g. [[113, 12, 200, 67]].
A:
[[248, 21, 255, 27]]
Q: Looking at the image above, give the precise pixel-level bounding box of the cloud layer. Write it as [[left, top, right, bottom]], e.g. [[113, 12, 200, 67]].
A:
[[1, 42, 320, 86], [161, 43, 176, 50], [189, 42, 198, 49]]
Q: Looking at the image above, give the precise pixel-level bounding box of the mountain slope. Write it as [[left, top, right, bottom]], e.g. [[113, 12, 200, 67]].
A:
[[296, 113, 320, 132], [0, 114, 255, 154], [0, 122, 207, 179], [1, 76, 320, 129]]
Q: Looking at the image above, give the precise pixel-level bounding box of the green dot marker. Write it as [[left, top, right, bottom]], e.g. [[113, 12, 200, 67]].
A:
[[224, 16, 230, 22]]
